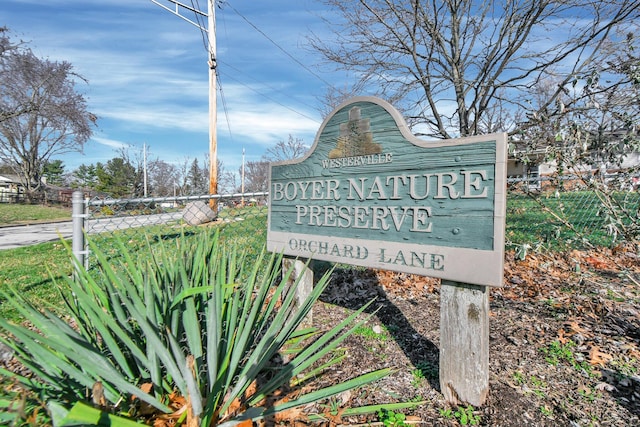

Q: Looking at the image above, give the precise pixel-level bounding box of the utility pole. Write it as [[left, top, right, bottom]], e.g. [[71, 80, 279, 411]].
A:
[[149, 0, 218, 205], [208, 0, 218, 208], [143, 142, 148, 197]]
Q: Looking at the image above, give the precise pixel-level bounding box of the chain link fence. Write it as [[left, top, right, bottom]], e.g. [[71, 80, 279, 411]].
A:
[[506, 173, 639, 252], [72, 192, 269, 269], [71, 177, 638, 266]]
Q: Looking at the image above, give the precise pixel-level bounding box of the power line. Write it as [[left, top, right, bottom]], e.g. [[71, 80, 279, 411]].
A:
[[218, 65, 320, 124], [216, 75, 234, 138], [190, 0, 208, 52], [225, 3, 335, 89], [218, 60, 320, 124], [152, 2, 325, 149]]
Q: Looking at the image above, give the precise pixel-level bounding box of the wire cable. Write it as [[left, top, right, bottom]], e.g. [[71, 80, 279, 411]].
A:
[[218, 64, 320, 124], [190, 0, 209, 53], [225, 3, 335, 89], [217, 75, 234, 138], [219, 59, 319, 122]]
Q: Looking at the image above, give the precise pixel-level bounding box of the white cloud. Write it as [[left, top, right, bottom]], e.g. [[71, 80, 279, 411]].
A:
[[227, 108, 319, 146], [100, 106, 208, 133], [91, 136, 130, 150]]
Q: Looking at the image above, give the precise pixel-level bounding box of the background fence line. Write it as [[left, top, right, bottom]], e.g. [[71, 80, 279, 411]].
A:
[[71, 175, 638, 267], [72, 191, 269, 268]]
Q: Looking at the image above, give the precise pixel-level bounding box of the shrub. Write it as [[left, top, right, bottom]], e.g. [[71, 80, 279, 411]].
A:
[[0, 231, 394, 426]]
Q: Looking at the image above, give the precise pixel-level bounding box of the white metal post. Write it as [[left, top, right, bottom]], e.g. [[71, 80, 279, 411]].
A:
[[71, 191, 87, 273]]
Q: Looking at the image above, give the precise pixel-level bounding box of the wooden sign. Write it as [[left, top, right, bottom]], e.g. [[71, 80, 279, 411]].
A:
[[268, 97, 507, 287]]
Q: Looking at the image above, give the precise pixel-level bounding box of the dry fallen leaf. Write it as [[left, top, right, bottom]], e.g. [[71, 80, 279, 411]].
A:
[[595, 382, 616, 392], [557, 328, 568, 344], [565, 319, 590, 337], [274, 405, 308, 424], [320, 408, 345, 426], [138, 382, 152, 393], [589, 346, 614, 366], [585, 256, 609, 270], [91, 381, 107, 407]]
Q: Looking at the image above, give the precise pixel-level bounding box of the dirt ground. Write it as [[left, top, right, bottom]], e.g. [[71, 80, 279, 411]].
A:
[[1, 244, 638, 426], [310, 243, 640, 426]]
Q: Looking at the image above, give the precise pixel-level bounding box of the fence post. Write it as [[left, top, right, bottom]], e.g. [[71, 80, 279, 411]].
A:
[[71, 191, 86, 272]]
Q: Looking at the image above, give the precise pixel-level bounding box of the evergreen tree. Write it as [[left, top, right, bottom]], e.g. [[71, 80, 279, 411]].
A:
[[42, 160, 65, 186], [72, 163, 97, 189], [95, 158, 136, 198]]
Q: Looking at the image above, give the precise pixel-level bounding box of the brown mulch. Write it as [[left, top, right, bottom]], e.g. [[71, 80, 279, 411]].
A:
[[308, 243, 640, 426]]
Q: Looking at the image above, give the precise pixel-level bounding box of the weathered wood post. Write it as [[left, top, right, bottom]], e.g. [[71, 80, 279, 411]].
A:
[[440, 281, 490, 406], [282, 257, 314, 328], [266, 97, 506, 408]]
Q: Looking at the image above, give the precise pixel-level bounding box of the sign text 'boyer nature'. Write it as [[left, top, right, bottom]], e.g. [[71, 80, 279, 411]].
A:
[[267, 97, 507, 287]]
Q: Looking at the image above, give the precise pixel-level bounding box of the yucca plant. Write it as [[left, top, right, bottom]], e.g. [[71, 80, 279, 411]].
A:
[[0, 231, 404, 426]]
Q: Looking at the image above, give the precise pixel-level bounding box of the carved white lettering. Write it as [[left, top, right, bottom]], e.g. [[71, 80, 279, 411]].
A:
[[461, 170, 489, 198], [294, 204, 433, 233], [379, 249, 445, 270], [288, 238, 368, 259]]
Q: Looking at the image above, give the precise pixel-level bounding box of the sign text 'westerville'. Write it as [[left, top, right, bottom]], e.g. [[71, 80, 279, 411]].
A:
[[267, 97, 507, 286]]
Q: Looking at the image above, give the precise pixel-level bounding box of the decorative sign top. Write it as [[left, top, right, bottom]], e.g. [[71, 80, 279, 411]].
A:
[[267, 97, 507, 287]]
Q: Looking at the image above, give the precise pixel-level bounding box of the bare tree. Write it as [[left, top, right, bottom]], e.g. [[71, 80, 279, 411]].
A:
[[0, 29, 96, 200], [0, 27, 37, 124], [515, 29, 640, 168], [116, 145, 149, 196], [242, 161, 270, 193], [507, 29, 640, 241], [148, 159, 180, 196], [216, 158, 238, 194], [177, 157, 191, 196], [0, 27, 10, 56], [239, 136, 308, 195], [262, 135, 309, 162], [310, 0, 640, 138], [317, 84, 364, 119]]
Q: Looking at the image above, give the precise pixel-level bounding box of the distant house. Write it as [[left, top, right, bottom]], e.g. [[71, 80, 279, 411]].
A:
[[0, 174, 89, 205], [508, 128, 640, 191], [0, 174, 25, 203]]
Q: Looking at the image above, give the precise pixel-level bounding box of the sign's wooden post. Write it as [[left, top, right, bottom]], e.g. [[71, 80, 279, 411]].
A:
[[440, 281, 489, 406], [282, 257, 314, 328], [267, 97, 506, 407]]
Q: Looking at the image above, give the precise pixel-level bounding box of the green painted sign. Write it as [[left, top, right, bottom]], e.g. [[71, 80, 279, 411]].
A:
[[267, 97, 506, 287]]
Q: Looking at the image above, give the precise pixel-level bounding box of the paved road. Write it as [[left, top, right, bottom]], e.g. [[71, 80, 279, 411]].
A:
[[0, 221, 74, 250], [0, 212, 183, 250]]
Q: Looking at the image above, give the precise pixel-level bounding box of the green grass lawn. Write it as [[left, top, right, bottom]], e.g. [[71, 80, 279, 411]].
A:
[[506, 190, 638, 249], [0, 204, 73, 320], [0, 203, 70, 225], [0, 205, 268, 322], [0, 241, 73, 321]]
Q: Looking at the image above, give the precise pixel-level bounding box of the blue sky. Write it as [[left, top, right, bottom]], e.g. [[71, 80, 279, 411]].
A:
[[1, 0, 348, 175]]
